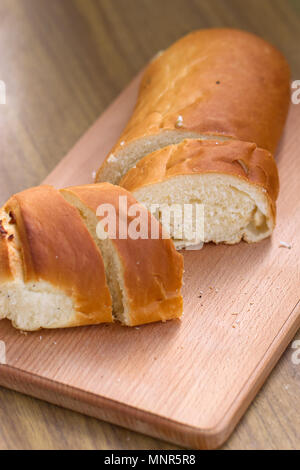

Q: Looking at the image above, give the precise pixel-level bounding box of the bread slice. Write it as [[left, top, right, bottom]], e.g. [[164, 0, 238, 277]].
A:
[[61, 183, 183, 326], [97, 131, 230, 185], [0, 185, 113, 331], [96, 28, 290, 185], [120, 140, 279, 248]]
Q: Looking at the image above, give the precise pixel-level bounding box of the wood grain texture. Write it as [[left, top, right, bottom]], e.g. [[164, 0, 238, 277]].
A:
[[0, 0, 300, 450]]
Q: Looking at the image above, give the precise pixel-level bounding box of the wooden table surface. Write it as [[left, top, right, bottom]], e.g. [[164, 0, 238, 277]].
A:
[[0, 0, 299, 450]]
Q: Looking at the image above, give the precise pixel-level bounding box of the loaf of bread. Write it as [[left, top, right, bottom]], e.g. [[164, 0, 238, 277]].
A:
[[0, 184, 183, 330], [96, 28, 290, 185], [0, 185, 113, 330], [61, 183, 183, 326], [120, 139, 279, 247]]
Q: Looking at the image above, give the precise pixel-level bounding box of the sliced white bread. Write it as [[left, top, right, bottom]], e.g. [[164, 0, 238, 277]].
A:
[[61, 183, 183, 326], [0, 184, 183, 331], [0, 185, 112, 331], [120, 140, 279, 248]]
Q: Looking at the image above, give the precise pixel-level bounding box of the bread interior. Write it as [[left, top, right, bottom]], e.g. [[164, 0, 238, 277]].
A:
[[132, 173, 273, 248], [0, 209, 75, 331], [97, 131, 230, 184]]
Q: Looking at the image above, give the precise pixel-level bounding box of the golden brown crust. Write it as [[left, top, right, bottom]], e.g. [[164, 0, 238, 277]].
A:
[[64, 183, 183, 326], [0, 231, 12, 283], [120, 139, 279, 221], [3, 185, 113, 325], [99, 28, 290, 178]]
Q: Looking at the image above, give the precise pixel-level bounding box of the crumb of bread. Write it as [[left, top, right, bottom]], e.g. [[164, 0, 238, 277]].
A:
[[175, 115, 183, 128], [279, 241, 292, 249], [92, 171, 96, 179], [107, 154, 117, 163]]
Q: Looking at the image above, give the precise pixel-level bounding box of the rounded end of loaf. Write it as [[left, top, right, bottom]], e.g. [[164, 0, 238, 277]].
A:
[[96, 28, 290, 185]]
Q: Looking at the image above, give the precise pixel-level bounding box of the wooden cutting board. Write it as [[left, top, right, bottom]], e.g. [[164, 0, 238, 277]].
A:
[[0, 74, 299, 450]]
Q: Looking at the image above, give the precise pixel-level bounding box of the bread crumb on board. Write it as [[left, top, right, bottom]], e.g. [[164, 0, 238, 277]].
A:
[[279, 241, 292, 249], [107, 154, 117, 163], [198, 287, 220, 298], [175, 115, 183, 128]]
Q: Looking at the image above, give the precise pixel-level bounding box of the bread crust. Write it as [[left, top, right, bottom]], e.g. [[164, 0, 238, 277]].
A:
[[98, 28, 290, 181], [63, 183, 183, 326], [0, 232, 13, 283], [120, 139, 279, 233], [121, 139, 278, 210], [4, 185, 113, 326]]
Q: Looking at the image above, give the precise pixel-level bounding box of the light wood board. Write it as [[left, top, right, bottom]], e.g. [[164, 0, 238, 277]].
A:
[[0, 74, 299, 449]]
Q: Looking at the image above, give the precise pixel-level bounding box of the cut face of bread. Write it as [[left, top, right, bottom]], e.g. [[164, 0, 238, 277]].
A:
[[130, 174, 274, 247], [0, 281, 76, 331], [0, 209, 75, 330], [97, 131, 229, 185], [0, 186, 113, 331], [120, 140, 279, 248], [61, 183, 183, 326]]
